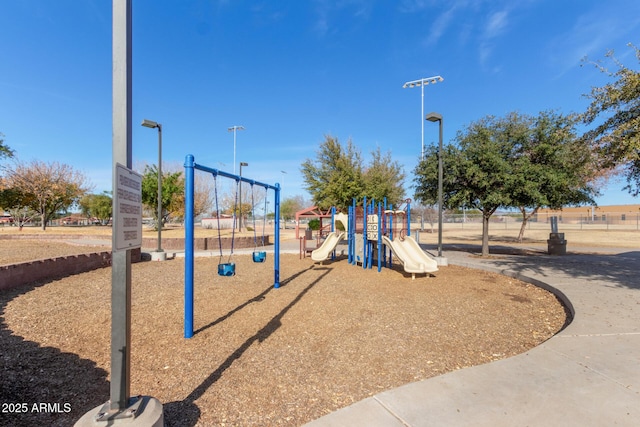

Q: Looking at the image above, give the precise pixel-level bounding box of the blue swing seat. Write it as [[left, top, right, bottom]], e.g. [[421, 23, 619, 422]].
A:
[[252, 251, 267, 263], [218, 263, 236, 277]]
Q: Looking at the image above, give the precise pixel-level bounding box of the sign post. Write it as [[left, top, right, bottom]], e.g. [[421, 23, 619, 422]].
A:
[[75, 0, 163, 425]]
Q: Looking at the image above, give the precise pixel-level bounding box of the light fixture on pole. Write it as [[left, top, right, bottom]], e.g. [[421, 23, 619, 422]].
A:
[[403, 75, 443, 160], [239, 162, 248, 231], [425, 111, 447, 265], [141, 118, 166, 262], [228, 125, 245, 175]]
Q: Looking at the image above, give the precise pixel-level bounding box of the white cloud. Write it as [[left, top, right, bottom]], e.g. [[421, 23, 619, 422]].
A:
[[546, 5, 640, 78], [484, 10, 508, 39]]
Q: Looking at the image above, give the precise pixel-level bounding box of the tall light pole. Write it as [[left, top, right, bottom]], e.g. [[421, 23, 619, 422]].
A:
[[142, 119, 166, 261], [239, 162, 248, 231], [228, 125, 244, 175], [426, 112, 446, 264], [403, 75, 443, 160]]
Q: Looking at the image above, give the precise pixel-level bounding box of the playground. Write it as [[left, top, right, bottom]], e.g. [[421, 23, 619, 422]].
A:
[[0, 236, 567, 426]]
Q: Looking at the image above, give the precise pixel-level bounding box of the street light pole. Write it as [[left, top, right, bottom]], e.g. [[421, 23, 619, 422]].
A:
[[228, 125, 245, 175], [141, 119, 165, 261], [426, 112, 446, 265], [239, 162, 248, 231], [403, 75, 443, 160]]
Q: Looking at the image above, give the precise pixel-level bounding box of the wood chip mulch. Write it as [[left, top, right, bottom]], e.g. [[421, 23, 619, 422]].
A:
[[1, 247, 568, 426]]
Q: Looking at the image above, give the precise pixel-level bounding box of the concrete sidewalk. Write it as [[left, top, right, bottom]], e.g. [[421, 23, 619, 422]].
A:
[[304, 248, 640, 426]]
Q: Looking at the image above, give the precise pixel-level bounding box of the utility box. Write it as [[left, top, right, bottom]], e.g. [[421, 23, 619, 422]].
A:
[[547, 217, 567, 255]]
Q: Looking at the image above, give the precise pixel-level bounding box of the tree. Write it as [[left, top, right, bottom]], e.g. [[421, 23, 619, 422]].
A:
[[301, 135, 405, 210], [582, 44, 640, 196], [280, 195, 306, 222], [3, 160, 91, 230], [0, 132, 14, 160], [362, 146, 406, 206], [79, 192, 112, 225], [0, 186, 38, 230], [140, 165, 184, 228], [414, 115, 516, 256], [415, 112, 602, 254], [193, 174, 214, 218], [510, 111, 599, 241], [301, 135, 364, 210]]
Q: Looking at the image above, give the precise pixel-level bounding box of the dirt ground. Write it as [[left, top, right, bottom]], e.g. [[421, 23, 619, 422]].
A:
[[0, 237, 568, 426]]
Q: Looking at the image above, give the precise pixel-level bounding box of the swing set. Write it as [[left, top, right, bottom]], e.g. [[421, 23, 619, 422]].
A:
[[184, 154, 281, 338], [212, 175, 269, 276]]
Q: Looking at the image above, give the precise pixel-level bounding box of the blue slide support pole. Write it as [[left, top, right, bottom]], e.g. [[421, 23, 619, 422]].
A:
[[362, 196, 367, 269], [330, 206, 336, 261], [184, 155, 195, 339], [383, 197, 388, 268], [368, 198, 373, 269], [274, 183, 281, 288], [347, 206, 351, 264], [389, 204, 394, 268], [377, 202, 382, 272], [351, 198, 357, 265], [407, 199, 411, 237]]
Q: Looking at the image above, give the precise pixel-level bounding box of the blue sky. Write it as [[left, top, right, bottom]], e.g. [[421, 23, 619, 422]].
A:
[[1, 0, 640, 206]]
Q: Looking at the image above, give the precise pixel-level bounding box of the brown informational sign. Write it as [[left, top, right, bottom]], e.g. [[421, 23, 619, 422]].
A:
[[114, 163, 142, 251]]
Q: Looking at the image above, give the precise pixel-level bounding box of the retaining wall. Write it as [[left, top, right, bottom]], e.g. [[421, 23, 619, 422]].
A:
[[0, 249, 141, 292]]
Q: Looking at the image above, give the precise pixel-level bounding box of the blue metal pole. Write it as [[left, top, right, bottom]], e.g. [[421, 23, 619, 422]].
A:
[[383, 197, 388, 267], [274, 183, 281, 288], [407, 199, 411, 237], [347, 205, 352, 264], [368, 199, 374, 269], [351, 198, 356, 265], [377, 202, 382, 272], [389, 204, 394, 268], [331, 206, 336, 260], [362, 197, 367, 269], [184, 155, 195, 338]]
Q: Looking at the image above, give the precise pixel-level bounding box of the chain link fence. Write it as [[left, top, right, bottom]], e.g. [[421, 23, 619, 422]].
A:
[[413, 211, 640, 232]]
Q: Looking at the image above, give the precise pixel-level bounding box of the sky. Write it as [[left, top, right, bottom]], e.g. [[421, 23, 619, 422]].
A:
[[1, 0, 640, 208]]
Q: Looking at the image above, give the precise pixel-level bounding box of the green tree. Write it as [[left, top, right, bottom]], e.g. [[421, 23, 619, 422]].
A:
[[363, 146, 406, 206], [0, 132, 14, 160], [301, 135, 364, 210], [301, 135, 406, 210], [414, 115, 516, 256], [3, 160, 91, 230], [0, 187, 38, 229], [582, 44, 640, 196], [79, 192, 113, 225], [415, 112, 601, 254], [510, 111, 598, 241], [141, 165, 184, 228]]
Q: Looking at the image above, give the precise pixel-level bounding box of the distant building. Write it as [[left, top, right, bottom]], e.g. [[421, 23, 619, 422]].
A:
[[536, 204, 640, 224]]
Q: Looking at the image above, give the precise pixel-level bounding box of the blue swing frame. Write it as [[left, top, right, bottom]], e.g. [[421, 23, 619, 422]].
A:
[[184, 154, 281, 338]]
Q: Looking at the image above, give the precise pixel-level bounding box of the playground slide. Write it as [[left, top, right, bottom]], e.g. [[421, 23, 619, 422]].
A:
[[311, 231, 345, 262], [381, 235, 438, 274]]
